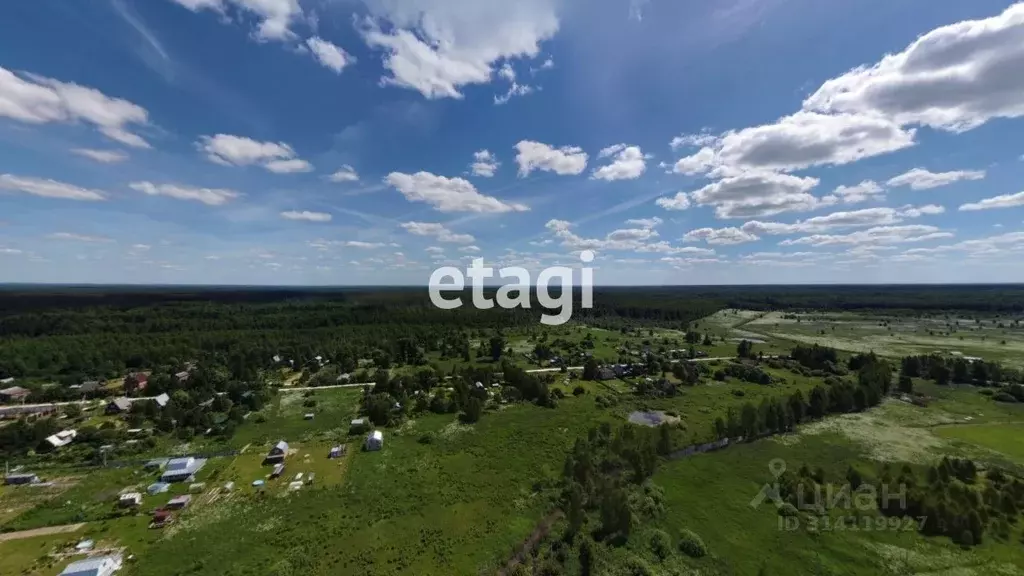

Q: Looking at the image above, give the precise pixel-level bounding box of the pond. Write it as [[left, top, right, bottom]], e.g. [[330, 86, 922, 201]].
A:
[[628, 410, 680, 427]]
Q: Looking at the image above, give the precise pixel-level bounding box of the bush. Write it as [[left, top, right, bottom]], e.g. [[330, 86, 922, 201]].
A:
[[731, 389, 745, 397], [979, 389, 994, 396], [713, 370, 726, 382], [418, 433, 435, 444], [572, 386, 586, 396], [778, 502, 799, 517], [552, 388, 565, 399], [302, 399, 317, 408], [993, 392, 1018, 403], [648, 529, 673, 560], [625, 556, 655, 576], [253, 413, 267, 424], [678, 529, 707, 558]]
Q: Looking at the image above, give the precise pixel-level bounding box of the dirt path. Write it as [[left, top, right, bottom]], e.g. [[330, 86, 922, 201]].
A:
[[0, 523, 85, 542]]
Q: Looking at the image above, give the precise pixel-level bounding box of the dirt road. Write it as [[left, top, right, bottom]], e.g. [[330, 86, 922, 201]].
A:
[[0, 523, 86, 542]]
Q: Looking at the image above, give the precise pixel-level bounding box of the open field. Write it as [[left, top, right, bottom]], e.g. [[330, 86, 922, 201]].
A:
[[935, 423, 1024, 466]]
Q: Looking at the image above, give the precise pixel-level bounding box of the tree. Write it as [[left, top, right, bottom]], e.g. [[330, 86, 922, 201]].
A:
[[582, 358, 599, 381], [657, 423, 672, 455], [898, 375, 913, 394], [737, 340, 753, 358], [489, 335, 506, 362], [702, 334, 713, 346], [461, 396, 483, 423]]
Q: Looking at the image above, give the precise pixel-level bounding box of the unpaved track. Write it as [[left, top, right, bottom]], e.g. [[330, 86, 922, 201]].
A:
[[0, 522, 86, 542]]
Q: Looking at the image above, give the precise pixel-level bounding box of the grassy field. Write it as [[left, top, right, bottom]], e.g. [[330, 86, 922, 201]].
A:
[[935, 423, 1024, 466]]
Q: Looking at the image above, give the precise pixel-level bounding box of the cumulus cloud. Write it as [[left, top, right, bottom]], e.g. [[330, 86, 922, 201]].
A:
[[545, 219, 706, 254], [624, 217, 663, 228], [671, 112, 915, 176], [591, 144, 649, 181], [670, 131, 718, 150], [515, 140, 588, 176], [400, 221, 475, 244], [306, 37, 354, 74], [167, 0, 302, 42], [281, 210, 332, 222], [741, 206, 944, 237], [328, 165, 359, 182], [493, 65, 536, 104], [359, 0, 559, 99], [471, 150, 499, 177], [827, 180, 885, 204], [346, 241, 386, 248], [803, 4, 1024, 133], [687, 171, 826, 219], [386, 171, 529, 213], [0, 66, 150, 148], [197, 134, 312, 173], [682, 227, 759, 245], [959, 191, 1024, 211], [886, 167, 986, 190], [780, 225, 953, 247], [0, 174, 107, 201], [459, 245, 481, 253], [129, 181, 240, 205], [655, 192, 691, 211], [71, 149, 128, 163]]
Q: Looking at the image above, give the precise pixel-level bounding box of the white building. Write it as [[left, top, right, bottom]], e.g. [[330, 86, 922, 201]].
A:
[[58, 554, 123, 576], [365, 430, 384, 451], [45, 429, 77, 449], [118, 492, 142, 508]]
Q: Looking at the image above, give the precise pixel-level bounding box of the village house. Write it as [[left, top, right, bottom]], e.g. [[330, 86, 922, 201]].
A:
[[118, 492, 142, 508], [124, 372, 149, 395], [365, 430, 384, 451], [58, 554, 123, 576], [106, 397, 132, 414], [160, 457, 206, 483], [153, 393, 170, 408], [166, 494, 191, 510], [151, 509, 172, 528], [596, 367, 616, 381], [4, 472, 40, 485], [265, 440, 289, 464], [0, 385, 30, 403], [45, 429, 77, 449]]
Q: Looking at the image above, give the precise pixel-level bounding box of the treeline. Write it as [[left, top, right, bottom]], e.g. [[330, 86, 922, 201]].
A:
[[0, 289, 721, 382], [711, 352, 893, 440], [900, 354, 1024, 387]]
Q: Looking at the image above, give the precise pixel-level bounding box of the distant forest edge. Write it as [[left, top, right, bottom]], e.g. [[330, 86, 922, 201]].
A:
[[2, 284, 1024, 383]]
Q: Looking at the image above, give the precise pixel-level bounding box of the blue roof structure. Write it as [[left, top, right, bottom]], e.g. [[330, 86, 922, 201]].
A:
[[58, 555, 121, 576], [160, 457, 207, 482]]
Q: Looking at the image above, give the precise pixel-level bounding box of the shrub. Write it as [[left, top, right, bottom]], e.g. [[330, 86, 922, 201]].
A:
[[418, 433, 435, 444], [573, 386, 586, 396], [253, 414, 267, 424], [979, 389, 994, 396], [993, 392, 1018, 403], [731, 389, 745, 397], [678, 529, 708, 558], [713, 370, 726, 382], [778, 502, 799, 517], [302, 399, 317, 408], [552, 388, 565, 399], [648, 529, 673, 560], [625, 556, 655, 576]]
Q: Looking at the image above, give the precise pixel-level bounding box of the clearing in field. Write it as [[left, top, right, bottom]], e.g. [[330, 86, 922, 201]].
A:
[[935, 423, 1024, 466]]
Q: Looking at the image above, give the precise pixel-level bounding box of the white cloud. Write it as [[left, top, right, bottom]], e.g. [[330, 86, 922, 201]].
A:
[[346, 241, 387, 248], [682, 227, 759, 245], [459, 245, 481, 253], [197, 134, 311, 173], [624, 217, 663, 228], [959, 191, 1024, 211], [471, 150, 499, 177], [494, 82, 535, 105], [828, 180, 884, 204], [515, 140, 588, 176], [687, 170, 826, 219], [671, 112, 915, 175], [0, 248, 23, 255], [328, 165, 359, 182], [48, 232, 112, 243], [401, 222, 475, 244], [670, 131, 718, 150], [545, 219, 703, 254], [886, 168, 986, 190], [71, 148, 128, 163], [358, 0, 559, 99], [281, 210, 332, 222], [742, 207, 922, 236], [306, 37, 354, 74], [804, 4, 1024, 133], [780, 225, 953, 247], [386, 171, 529, 213], [0, 66, 150, 148], [591, 144, 649, 181], [0, 174, 106, 201], [655, 192, 691, 211], [897, 204, 945, 218], [167, 0, 302, 42], [129, 181, 240, 205]]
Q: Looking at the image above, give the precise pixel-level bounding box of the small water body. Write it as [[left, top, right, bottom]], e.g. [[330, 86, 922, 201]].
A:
[[628, 410, 677, 427]]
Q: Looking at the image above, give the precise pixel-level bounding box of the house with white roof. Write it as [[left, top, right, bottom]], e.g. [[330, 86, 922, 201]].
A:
[[45, 429, 77, 449], [58, 554, 122, 576]]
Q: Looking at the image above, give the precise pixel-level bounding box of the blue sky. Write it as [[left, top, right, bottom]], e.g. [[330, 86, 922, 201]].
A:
[[2, 0, 1024, 285]]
